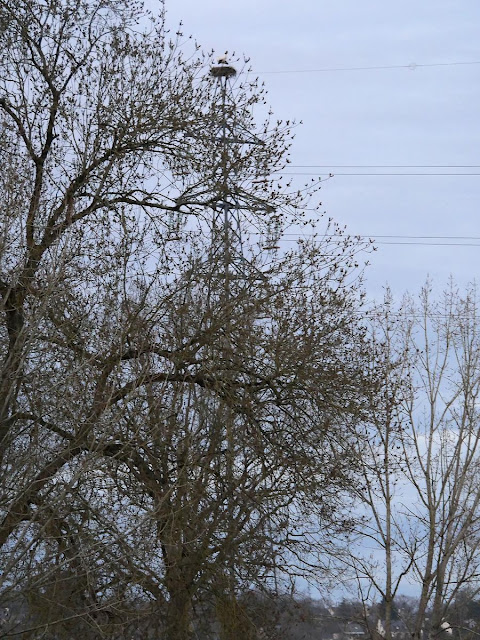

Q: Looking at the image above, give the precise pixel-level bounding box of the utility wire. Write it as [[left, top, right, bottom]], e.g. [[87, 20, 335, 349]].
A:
[[288, 165, 480, 169], [278, 234, 480, 240], [274, 172, 480, 176], [260, 234, 480, 247], [180, 229, 480, 247], [253, 60, 480, 75], [344, 241, 480, 246], [279, 240, 480, 247]]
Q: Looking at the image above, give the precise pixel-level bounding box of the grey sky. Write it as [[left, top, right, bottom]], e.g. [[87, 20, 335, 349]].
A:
[[140, 1, 480, 600], [157, 0, 480, 298]]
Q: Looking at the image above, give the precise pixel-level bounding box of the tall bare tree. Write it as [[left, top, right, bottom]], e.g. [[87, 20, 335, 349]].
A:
[[0, 0, 376, 637], [342, 283, 480, 640]]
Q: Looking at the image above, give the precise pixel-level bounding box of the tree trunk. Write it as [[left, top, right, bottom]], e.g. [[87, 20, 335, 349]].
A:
[[165, 584, 193, 640]]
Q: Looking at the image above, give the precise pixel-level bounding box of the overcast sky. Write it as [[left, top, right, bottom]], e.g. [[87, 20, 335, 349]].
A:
[[157, 0, 480, 300], [144, 1, 480, 599]]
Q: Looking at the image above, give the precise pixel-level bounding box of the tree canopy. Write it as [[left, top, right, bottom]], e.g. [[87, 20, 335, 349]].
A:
[[0, 1, 381, 638]]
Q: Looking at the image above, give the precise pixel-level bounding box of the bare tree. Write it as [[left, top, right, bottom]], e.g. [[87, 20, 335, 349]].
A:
[[104, 235, 375, 639], [0, 0, 377, 637], [342, 283, 480, 640]]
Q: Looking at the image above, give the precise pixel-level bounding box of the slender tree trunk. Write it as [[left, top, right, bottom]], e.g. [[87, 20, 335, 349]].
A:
[[0, 288, 26, 447], [383, 415, 393, 640]]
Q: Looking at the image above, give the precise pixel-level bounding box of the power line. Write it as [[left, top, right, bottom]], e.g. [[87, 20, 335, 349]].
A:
[[252, 60, 480, 75], [363, 241, 480, 246], [280, 240, 480, 247], [275, 172, 480, 176], [279, 234, 480, 240], [264, 233, 480, 247], [288, 165, 480, 169]]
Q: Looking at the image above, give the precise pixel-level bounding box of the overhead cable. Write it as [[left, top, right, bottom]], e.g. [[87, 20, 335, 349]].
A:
[[253, 60, 480, 75]]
